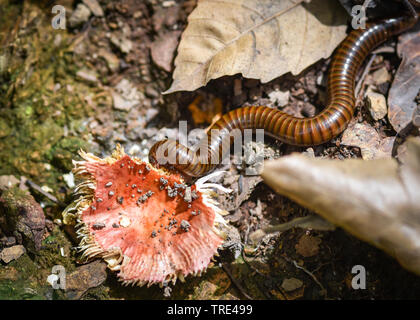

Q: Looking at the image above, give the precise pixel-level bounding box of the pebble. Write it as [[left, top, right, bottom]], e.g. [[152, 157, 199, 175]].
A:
[[268, 90, 290, 107], [342, 121, 394, 160], [119, 216, 130, 227], [112, 79, 141, 111], [281, 278, 303, 292], [82, 0, 104, 17], [0, 245, 26, 264], [69, 3, 91, 28], [110, 35, 133, 54], [65, 260, 107, 300], [366, 90, 387, 120], [372, 66, 390, 85], [0, 175, 19, 190], [98, 48, 120, 72], [76, 69, 98, 84]]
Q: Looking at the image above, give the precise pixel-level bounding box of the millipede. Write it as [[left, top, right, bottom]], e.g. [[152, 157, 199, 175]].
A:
[[150, 1, 419, 177]]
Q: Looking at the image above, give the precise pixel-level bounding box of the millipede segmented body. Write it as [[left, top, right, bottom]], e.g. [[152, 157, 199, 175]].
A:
[[150, 13, 418, 177]]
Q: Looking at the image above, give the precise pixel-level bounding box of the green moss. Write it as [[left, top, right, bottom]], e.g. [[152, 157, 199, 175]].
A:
[[47, 137, 87, 171], [0, 186, 36, 231], [35, 226, 77, 273], [81, 284, 112, 300], [0, 254, 47, 300], [0, 1, 94, 190], [0, 279, 46, 300], [0, 118, 11, 138], [9, 254, 39, 277], [0, 223, 79, 300], [0, 1, 22, 47]]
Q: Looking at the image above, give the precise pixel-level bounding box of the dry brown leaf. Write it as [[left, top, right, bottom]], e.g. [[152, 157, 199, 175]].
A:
[[295, 234, 322, 257], [388, 23, 420, 133], [164, 0, 347, 94], [261, 138, 420, 275]]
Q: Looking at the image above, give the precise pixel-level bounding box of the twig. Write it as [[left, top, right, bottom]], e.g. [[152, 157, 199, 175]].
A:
[[241, 250, 264, 276], [240, 251, 273, 299], [273, 283, 288, 300], [68, 17, 93, 50], [221, 263, 253, 300], [280, 255, 327, 297], [25, 179, 59, 204], [244, 220, 252, 245], [372, 46, 395, 55], [355, 54, 376, 104]]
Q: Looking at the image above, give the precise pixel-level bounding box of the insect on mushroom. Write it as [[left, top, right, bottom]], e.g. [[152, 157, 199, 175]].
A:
[[63, 145, 230, 287]]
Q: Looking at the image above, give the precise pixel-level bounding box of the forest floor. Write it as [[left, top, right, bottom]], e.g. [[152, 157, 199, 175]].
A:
[[0, 0, 420, 300]]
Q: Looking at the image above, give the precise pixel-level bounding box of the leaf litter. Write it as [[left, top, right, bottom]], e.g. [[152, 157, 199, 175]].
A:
[[1, 0, 420, 300]]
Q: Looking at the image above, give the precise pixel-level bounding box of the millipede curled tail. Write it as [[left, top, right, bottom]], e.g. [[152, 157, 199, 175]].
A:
[[150, 11, 418, 177]]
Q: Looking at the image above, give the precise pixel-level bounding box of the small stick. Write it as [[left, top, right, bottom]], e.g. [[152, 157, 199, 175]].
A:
[[26, 179, 59, 204], [372, 46, 395, 54], [280, 255, 327, 297], [355, 54, 376, 103], [221, 263, 253, 300], [241, 250, 272, 299]]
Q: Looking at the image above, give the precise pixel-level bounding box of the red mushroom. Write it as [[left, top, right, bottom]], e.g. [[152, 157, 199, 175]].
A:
[[63, 145, 229, 286]]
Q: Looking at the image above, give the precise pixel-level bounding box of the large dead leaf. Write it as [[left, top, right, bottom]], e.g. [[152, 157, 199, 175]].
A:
[[388, 22, 420, 133], [164, 0, 347, 94], [261, 138, 420, 275]]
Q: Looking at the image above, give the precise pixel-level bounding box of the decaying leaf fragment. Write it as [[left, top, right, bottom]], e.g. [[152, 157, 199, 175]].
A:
[[388, 23, 420, 133], [261, 138, 420, 275], [165, 0, 347, 94]]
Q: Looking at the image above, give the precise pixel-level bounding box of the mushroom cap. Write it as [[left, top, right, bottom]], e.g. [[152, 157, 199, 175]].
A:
[[63, 146, 228, 286]]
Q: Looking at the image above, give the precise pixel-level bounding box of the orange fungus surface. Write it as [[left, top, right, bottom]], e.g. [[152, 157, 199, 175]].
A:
[[70, 149, 225, 286]]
